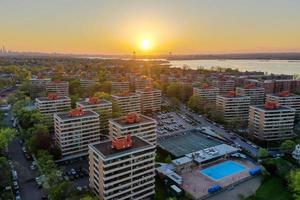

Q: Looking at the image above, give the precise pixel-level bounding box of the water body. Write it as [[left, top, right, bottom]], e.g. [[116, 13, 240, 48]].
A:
[[169, 59, 300, 75]]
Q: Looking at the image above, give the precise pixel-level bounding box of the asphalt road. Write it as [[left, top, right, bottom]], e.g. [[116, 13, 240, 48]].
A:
[[8, 139, 43, 200]]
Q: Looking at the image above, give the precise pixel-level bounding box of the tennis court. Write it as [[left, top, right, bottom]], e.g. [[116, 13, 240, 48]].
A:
[[158, 129, 222, 157]]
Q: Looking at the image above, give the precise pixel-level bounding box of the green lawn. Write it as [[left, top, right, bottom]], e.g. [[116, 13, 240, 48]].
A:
[[247, 177, 293, 200]]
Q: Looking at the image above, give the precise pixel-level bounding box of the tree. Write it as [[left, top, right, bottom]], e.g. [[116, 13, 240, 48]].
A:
[[258, 148, 268, 159], [112, 101, 122, 118], [80, 195, 98, 200], [165, 155, 172, 163], [100, 81, 112, 93], [290, 170, 300, 200], [0, 157, 12, 186], [94, 92, 112, 101], [170, 97, 180, 108], [49, 181, 75, 200], [0, 128, 16, 153], [188, 94, 204, 113], [280, 140, 296, 153]]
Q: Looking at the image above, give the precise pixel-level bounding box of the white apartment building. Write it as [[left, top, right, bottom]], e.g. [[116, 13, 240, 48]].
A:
[[134, 76, 152, 90], [216, 92, 250, 122], [266, 91, 300, 118], [112, 92, 141, 114], [212, 79, 235, 94], [88, 135, 156, 200], [249, 103, 295, 141], [46, 80, 69, 96], [36, 93, 71, 116], [54, 108, 100, 160], [111, 81, 130, 92], [109, 113, 157, 145], [136, 88, 161, 113], [80, 79, 99, 88], [30, 78, 51, 98], [193, 85, 220, 102], [236, 84, 265, 105]]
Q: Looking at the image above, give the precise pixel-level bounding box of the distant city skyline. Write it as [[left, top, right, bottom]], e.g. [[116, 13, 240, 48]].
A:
[[1, 0, 300, 55]]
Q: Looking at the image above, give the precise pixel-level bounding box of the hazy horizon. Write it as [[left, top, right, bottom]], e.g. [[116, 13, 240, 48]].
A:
[[1, 0, 300, 55]]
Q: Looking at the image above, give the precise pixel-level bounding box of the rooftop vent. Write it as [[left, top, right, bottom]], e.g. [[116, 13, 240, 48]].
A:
[[244, 83, 256, 89], [278, 91, 290, 97], [69, 107, 85, 117], [88, 97, 99, 104], [122, 112, 141, 124], [48, 93, 59, 100], [112, 135, 133, 150], [264, 102, 280, 110], [226, 91, 237, 97]]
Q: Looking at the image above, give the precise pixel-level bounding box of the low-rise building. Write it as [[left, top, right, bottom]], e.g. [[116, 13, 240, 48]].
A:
[[46, 80, 69, 96], [54, 108, 100, 160], [136, 87, 161, 113], [249, 102, 295, 141], [193, 83, 220, 102], [88, 135, 156, 200], [266, 91, 300, 118], [109, 113, 157, 145], [112, 92, 141, 114], [216, 91, 250, 122], [236, 84, 265, 105]]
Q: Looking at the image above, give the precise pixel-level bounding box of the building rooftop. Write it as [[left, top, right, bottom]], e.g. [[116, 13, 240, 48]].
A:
[[91, 136, 152, 158], [110, 113, 155, 127], [112, 92, 139, 97], [252, 104, 295, 112], [55, 109, 98, 120], [77, 98, 112, 106], [37, 95, 70, 101], [270, 91, 299, 98]]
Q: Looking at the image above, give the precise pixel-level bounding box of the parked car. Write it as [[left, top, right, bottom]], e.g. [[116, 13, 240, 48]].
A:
[[35, 177, 42, 188], [13, 181, 19, 190]]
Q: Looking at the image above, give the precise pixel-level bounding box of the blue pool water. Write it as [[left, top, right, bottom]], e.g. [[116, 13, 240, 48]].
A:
[[200, 161, 246, 180]]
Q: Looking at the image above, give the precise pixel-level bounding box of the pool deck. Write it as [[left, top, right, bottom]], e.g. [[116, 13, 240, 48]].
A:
[[181, 158, 258, 199]]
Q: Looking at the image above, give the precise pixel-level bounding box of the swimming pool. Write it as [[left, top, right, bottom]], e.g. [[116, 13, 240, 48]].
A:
[[200, 161, 246, 180]]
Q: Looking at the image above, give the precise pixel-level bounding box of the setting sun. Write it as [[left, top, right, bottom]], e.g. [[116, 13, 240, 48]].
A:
[[140, 39, 152, 51]]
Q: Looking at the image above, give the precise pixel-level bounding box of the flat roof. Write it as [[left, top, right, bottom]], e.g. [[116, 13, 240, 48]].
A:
[[268, 93, 300, 98], [251, 105, 295, 112], [77, 99, 112, 106], [91, 136, 152, 158], [110, 115, 155, 127], [55, 110, 98, 120], [36, 96, 70, 101]]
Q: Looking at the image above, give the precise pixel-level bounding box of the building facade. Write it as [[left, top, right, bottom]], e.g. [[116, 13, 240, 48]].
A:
[[193, 84, 220, 102], [212, 79, 235, 94], [46, 80, 69, 96], [216, 92, 250, 122], [109, 113, 157, 145], [111, 81, 130, 92], [88, 135, 156, 200], [136, 88, 161, 113], [54, 108, 100, 160], [266, 91, 300, 118], [249, 102, 295, 141], [112, 92, 141, 114], [236, 84, 265, 105], [36, 93, 71, 116]]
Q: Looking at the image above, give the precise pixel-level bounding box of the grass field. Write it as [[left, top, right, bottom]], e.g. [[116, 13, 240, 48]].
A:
[[247, 176, 293, 200]]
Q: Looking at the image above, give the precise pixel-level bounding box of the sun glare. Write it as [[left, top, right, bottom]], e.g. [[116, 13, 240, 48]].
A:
[[140, 39, 152, 51]]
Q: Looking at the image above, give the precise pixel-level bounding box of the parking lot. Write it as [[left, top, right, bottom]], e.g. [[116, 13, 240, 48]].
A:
[[155, 112, 195, 139], [57, 157, 89, 190]]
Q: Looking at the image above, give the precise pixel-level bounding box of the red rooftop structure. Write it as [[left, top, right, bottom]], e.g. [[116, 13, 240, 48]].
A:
[[278, 91, 290, 97], [88, 97, 99, 104], [69, 107, 85, 117], [53, 80, 61, 84], [112, 135, 133, 150], [226, 91, 237, 97], [202, 83, 210, 89], [122, 112, 141, 124], [264, 102, 280, 109], [48, 93, 59, 100], [244, 83, 256, 89]]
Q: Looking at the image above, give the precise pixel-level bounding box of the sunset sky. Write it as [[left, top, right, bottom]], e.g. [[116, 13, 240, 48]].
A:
[[1, 0, 300, 55]]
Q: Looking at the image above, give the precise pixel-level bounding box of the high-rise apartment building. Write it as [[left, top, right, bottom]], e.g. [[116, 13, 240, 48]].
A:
[[46, 80, 69, 96], [216, 91, 250, 122], [109, 113, 157, 145], [236, 84, 265, 105], [249, 102, 295, 141], [54, 108, 100, 160], [266, 91, 300, 118], [193, 83, 220, 102], [36, 93, 71, 116], [112, 92, 141, 114], [212, 79, 235, 94], [111, 81, 130, 92], [136, 87, 161, 113], [88, 135, 156, 200]]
